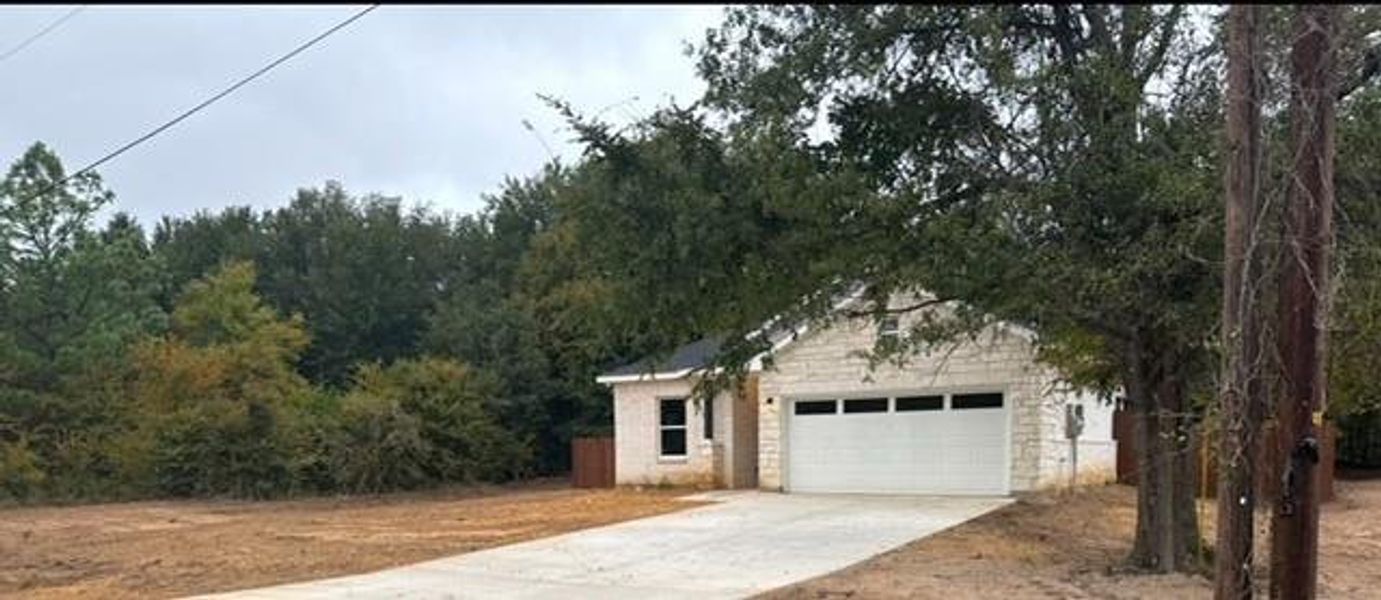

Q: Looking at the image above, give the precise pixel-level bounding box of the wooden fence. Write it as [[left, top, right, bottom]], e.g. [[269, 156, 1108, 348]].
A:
[[1113, 409, 1336, 502], [571, 436, 615, 488]]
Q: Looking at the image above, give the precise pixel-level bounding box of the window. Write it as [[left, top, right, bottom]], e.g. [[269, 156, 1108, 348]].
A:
[[703, 397, 714, 440], [896, 395, 944, 412], [794, 400, 838, 415], [659, 398, 687, 457], [843, 398, 889, 413], [952, 392, 1004, 410], [878, 316, 900, 338]]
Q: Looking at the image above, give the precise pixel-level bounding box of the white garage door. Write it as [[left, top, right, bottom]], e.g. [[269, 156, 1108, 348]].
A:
[[786, 392, 1009, 495]]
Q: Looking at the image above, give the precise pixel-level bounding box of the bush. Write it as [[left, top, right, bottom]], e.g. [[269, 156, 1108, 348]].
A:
[[1, 262, 541, 502], [1338, 409, 1381, 469], [330, 391, 430, 493], [149, 400, 292, 499], [0, 438, 44, 501], [330, 357, 531, 493], [276, 389, 342, 495]]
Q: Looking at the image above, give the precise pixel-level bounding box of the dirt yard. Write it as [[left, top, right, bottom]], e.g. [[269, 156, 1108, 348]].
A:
[[0, 481, 694, 599], [761, 479, 1381, 599]]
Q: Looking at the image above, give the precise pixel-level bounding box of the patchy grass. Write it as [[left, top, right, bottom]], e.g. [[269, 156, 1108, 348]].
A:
[[0, 481, 697, 599], [760, 479, 1381, 599]]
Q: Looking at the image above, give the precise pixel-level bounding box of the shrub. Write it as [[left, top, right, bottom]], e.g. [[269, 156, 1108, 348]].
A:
[[0, 438, 44, 501], [330, 357, 531, 493], [330, 391, 430, 493], [149, 400, 292, 498]]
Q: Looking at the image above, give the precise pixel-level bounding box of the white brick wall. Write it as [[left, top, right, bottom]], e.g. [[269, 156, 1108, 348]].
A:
[[611, 378, 735, 487], [755, 302, 1076, 493], [1034, 385, 1119, 488]]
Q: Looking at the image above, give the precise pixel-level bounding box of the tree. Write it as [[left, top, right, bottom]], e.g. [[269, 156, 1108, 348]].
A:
[[152, 183, 456, 386], [1271, 6, 1340, 597], [0, 143, 163, 389], [151, 206, 262, 308], [333, 357, 528, 492], [551, 6, 1223, 572], [119, 261, 311, 498], [0, 144, 165, 499], [427, 166, 618, 473], [1215, 6, 1267, 597]]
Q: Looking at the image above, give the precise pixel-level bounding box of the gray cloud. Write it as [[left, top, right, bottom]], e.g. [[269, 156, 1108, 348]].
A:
[[0, 5, 723, 225]]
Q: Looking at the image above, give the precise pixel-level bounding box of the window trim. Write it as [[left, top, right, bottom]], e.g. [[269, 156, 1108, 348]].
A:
[[658, 398, 688, 459]]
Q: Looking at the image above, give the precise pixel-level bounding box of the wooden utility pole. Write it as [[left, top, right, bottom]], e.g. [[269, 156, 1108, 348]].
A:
[[1272, 5, 1338, 599], [1215, 5, 1264, 599]]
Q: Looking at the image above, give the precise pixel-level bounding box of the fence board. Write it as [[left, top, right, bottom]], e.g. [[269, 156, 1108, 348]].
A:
[[572, 436, 615, 488]]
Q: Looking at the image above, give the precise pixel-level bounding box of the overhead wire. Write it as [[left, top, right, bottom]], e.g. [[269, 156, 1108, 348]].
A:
[[0, 5, 85, 66], [13, 5, 379, 202]]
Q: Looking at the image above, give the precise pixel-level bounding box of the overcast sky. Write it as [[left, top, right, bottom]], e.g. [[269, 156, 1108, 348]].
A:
[[0, 5, 724, 226]]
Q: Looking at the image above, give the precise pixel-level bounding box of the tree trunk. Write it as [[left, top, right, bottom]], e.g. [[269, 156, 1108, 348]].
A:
[[1271, 5, 1338, 599], [1216, 5, 1266, 598], [1127, 338, 1203, 573]]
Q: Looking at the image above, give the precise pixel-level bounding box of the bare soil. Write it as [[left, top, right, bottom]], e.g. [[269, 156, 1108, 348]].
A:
[[0, 481, 694, 599], [760, 479, 1381, 599]]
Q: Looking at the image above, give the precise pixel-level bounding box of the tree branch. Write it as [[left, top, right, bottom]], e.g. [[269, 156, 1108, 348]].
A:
[[1049, 4, 1086, 67], [1137, 5, 1185, 84], [1084, 5, 1114, 53], [1338, 41, 1381, 101], [841, 296, 953, 318]]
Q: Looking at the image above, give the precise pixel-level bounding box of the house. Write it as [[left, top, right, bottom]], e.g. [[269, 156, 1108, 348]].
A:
[[595, 294, 1117, 495]]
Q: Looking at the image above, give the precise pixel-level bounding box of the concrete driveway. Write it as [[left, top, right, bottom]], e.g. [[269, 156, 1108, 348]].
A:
[[199, 491, 1010, 600]]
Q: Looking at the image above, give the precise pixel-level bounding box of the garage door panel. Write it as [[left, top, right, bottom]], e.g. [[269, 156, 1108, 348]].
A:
[[787, 394, 1007, 495]]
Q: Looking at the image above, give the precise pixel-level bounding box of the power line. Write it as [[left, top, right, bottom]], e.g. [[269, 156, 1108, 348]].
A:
[[18, 4, 379, 202], [0, 5, 85, 66]]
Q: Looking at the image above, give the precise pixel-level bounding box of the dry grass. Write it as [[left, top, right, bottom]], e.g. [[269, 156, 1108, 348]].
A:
[[0, 481, 696, 599], [760, 479, 1381, 599]]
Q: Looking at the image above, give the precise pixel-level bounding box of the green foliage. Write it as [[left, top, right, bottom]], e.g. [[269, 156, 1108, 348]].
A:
[[556, 5, 1225, 570], [146, 400, 292, 499], [151, 183, 456, 386], [332, 358, 528, 493], [1331, 87, 1381, 419], [0, 149, 632, 503], [2, 7, 1375, 511], [427, 166, 622, 473], [115, 262, 311, 498], [1336, 409, 1381, 468], [1, 200, 547, 502], [0, 437, 44, 501], [331, 387, 429, 493], [0, 144, 167, 501], [0, 143, 165, 391]]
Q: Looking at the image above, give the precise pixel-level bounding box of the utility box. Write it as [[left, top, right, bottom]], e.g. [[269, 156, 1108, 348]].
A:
[[1065, 403, 1085, 439]]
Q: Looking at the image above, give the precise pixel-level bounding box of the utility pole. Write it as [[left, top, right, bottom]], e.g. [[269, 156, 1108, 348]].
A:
[[1215, 5, 1265, 599], [1272, 5, 1338, 599]]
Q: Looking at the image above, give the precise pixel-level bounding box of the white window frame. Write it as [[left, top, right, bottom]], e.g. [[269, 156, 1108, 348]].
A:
[[658, 397, 688, 459]]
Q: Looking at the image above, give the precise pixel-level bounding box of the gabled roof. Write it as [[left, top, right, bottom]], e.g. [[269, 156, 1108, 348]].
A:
[[594, 285, 1043, 386], [595, 285, 867, 385], [596, 336, 725, 383]]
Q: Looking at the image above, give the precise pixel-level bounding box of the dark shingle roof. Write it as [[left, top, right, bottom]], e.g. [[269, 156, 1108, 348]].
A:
[[598, 283, 872, 381], [600, 336, 724, 378]]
